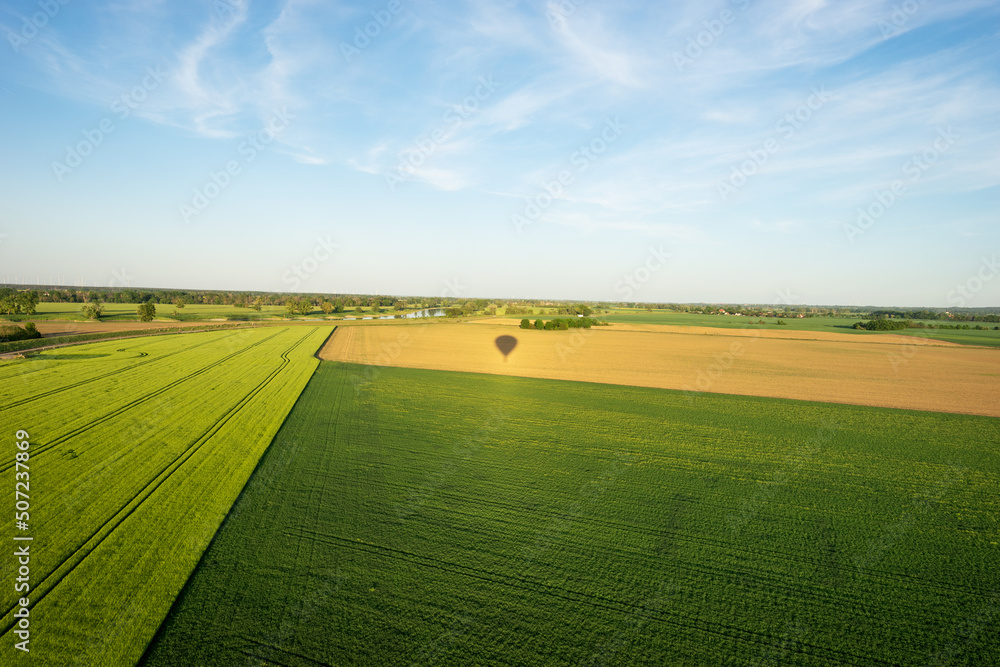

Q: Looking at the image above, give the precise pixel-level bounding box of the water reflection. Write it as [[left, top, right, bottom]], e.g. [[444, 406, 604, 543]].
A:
[[344, 308, 446, 321], [403, 308, 446, 319]]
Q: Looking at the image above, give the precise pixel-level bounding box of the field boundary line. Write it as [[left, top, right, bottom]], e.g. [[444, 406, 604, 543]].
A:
[[0, 323, 272, 359], [0, 330, 239, 412], [137, 330, 333, 665], [312, 325, 337, 360], [0, 329, 288, 470], [0, 329, 317, 637], [325, 358, 1000, 419]]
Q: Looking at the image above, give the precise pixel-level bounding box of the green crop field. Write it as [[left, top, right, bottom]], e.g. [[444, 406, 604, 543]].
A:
[[142, 362, 1000, 666], [0, 302, 294, 322], [599, 311, 1000, 347], [0, 326, 333, 665], [0, 302, 408, 323], [603, 311, 865, 331]]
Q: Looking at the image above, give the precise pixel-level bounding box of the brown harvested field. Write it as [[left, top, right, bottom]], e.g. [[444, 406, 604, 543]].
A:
[[478, 317, 963, 346], [31, 320, 211, 337], [320, 322, 1000, 417]]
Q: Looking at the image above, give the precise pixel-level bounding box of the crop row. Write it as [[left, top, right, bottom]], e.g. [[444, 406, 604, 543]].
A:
[[143, 362, 999, 666], [0, 326, 333, 665]]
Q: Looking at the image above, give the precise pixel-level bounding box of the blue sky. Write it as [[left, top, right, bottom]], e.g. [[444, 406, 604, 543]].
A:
[[0, 0, 998, 306]]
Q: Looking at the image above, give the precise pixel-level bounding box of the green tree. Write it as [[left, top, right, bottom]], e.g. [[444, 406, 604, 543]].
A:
[[0, 288, 19, 315], [0, 323, 41, 342], [137, 301, 156, 322], [321, 301, 334, 314], [534, 319, 544, 330], [82, 301, 104, 320], [0, 289, 38, 315], [19, 291, 39, 315], [519, 318, 531, 329]]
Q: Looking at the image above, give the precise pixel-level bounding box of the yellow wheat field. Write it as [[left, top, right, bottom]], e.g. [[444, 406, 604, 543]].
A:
[[478, 317, 966, 346], [320, 322, 1000, 417]]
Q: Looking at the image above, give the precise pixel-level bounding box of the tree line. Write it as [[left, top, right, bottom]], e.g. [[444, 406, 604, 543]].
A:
[[0, 289, 39, 315], [0, 323, 41, 342], [519, 317, 604, 330], [869, 309, 1000, 323], [854, 318, 999, 331]]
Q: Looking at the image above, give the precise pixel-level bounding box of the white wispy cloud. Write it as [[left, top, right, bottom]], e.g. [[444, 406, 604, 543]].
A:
[[546, 3, 647, 88], [4, 0, 996, 228]]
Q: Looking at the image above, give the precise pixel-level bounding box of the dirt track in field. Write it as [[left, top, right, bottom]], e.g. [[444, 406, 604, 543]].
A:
[[30, 321, 210, 337], [319, 322, 1000, 417], [26, 319, 340, 337]]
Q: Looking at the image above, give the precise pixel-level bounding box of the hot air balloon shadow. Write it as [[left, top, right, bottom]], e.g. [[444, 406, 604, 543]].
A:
[[494, 335, 518, 361]]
